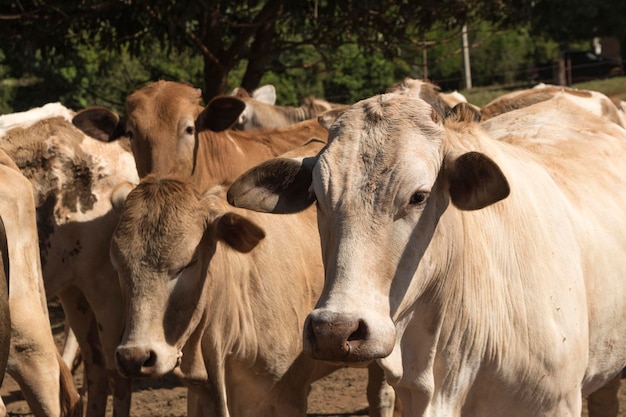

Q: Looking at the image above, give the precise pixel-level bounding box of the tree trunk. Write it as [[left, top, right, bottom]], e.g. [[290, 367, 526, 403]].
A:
[[202, 57, 229, 102], [241, 21, 277, 92]]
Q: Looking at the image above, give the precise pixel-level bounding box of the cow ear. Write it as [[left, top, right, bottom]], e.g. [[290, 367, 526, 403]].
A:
[[110, 182, 135, 213], [228, 157, 317, 214], [231, 86, 251, 98], [252, 85, 276, 105], [318, 108, 346, 130], [72, 107, 125, 142], [446, 102, 482, 123], [214, 212, 266, 253], [198, 97, 246, 132], [446, 151, 510, 210]]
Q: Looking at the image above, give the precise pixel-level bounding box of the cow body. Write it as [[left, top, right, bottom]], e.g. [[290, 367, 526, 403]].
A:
[[480, 83, 625, 127], [1, 114, 139, 417], [227, 94, 626, 416]]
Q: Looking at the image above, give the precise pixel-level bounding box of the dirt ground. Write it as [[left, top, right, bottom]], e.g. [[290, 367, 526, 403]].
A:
[[0, 301, 624, 417]]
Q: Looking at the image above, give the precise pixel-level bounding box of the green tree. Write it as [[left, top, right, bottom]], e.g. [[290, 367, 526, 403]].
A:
[[0, 0, 524, 103]]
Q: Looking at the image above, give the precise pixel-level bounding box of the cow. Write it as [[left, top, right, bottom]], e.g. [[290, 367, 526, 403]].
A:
[[227, 93, 626, 416], [72, 80, 330, 191], [480, 83, 625, 127], [1, 113, 139, 417], [111, 176, 343, 417], [0, 102, 74, 135], [0, 146, 82, 417], [229, 84, 348, 130]]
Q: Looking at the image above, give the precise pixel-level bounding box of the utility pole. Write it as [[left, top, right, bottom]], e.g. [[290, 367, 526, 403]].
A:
[[461, 24, 472, 89]]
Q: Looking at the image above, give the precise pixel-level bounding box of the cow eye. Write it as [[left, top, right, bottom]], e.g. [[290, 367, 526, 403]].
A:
[[170, 258, 197, 278], [125, 130, 134, 140], [409, 192, 428, 205], [185, 126, 194, 135]]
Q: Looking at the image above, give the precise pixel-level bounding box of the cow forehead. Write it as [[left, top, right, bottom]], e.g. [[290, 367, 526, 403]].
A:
[[126, 81, 202, 130], [113, 178, 222, 270], [314, 94, 444, 206]]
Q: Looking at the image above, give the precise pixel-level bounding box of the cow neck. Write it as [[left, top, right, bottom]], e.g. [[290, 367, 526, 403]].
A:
[[280, 105, 313, 125], [192, 121, 325, 192], [192, 129, 274, 192]]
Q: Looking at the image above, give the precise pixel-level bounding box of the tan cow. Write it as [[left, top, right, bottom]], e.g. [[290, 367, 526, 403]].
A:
[[1, 114, 139, 417], [230, 84, 348, 130], [73, 80, 330, 191], [0, 146, 81, 417], [228, 93, 626, 416], [111, 177, 341, 417]]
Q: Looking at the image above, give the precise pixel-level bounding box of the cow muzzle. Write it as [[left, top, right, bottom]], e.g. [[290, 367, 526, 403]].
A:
[[115, 344, 182, 378], [303, 309, 395, 364]]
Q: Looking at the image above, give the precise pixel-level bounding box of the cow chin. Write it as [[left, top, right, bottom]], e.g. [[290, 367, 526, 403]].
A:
[[116, 341, 182, 379], [303, 308, 396, 364]]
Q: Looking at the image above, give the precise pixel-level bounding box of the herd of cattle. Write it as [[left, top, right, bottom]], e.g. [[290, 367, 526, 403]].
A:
[[0, 77, 624, 417]]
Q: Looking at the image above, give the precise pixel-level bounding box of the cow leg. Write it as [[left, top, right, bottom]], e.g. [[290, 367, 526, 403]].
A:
[[110, 371, 132, 417], [187, 385, 219, 417], [367, 362, 401, 417], [58, 287, 109, 417], [61, 324, 81, 373], [259, 353, 339, 417], [588, 372, 621, 417]]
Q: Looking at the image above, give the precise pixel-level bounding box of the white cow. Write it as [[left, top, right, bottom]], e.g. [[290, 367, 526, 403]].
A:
[[227, 93, 626, 416]]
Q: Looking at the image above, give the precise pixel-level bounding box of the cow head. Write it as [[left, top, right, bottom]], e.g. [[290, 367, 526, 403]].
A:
[[112, 175, 265, 378], [228, 94, 509, 367], [72, 81, 245, 180]]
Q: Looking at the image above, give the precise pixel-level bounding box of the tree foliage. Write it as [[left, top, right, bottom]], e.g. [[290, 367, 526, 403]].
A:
[[0, 0, 519, 100], [0, 0, 623, 112]]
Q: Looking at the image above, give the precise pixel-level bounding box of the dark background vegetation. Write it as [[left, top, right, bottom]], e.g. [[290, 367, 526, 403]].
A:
[[1, 0, 625, 114]]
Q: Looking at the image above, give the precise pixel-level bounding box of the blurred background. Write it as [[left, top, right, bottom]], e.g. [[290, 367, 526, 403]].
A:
[[1, 0, 625, 113]]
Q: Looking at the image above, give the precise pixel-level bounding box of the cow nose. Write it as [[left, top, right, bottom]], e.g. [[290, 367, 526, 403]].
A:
[[115, 345, 157, 378], [304, 311, 369, 362]]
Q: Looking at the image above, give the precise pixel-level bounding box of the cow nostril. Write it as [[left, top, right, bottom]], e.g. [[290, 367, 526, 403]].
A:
[[348, 319, 368, 342], [143, 350, 157, 368]]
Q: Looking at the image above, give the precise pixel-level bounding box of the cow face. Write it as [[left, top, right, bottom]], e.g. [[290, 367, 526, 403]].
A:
[[228, 94, 509, 366], [112, 176, 264, 378], [123, 82, 204, 179], [73, 81, 245, 181]]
